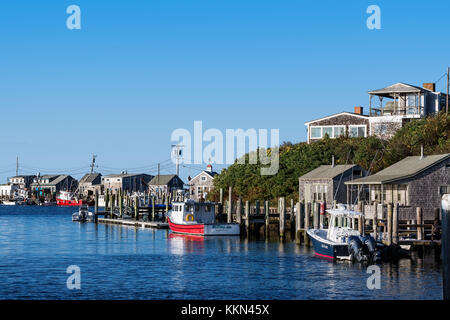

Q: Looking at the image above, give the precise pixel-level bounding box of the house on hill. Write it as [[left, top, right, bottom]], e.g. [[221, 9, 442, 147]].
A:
[[305, 81, 449, 143], [299, 162, 366, 206], [345, 153, 450, 220]]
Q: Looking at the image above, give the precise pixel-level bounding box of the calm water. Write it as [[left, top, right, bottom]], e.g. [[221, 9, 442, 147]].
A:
[[0, 206, 443, 300]]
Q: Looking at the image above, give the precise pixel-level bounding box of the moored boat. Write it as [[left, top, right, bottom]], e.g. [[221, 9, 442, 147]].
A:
[[57, 190, 83, 206], [307, 205, 381, 262], [1, 200, 17, 206], [72, 204, 93, 222], [167, 200, 240, 236]]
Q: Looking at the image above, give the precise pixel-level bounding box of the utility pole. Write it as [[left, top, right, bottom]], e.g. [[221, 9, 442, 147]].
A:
[[447, 67, 449, 113], [90, 155, 97, 174], [172, 144, 183, 176], [157, 163, 160, 185], [16, 156, 19, 176]]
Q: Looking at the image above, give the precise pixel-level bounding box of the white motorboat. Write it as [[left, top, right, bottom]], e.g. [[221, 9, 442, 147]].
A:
[[307, 204, 382, 262], [72, 205, 93, 222]]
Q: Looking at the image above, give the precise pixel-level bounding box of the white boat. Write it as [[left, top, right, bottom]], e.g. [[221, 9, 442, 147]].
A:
[[2, 200, 17, 206], [167, 200, 240, 236], [72, 205, 94, 222], [307, 204, 382, 262]]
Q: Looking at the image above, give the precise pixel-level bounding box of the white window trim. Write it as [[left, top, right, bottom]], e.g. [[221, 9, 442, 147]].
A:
[[349, 125, 367, 138], [310, 125, 346, 139]]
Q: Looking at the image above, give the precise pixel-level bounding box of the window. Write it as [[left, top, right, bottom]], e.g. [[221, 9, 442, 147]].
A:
[[310, 126, 345, 139], [201, 176, 206, 181], [311, 127, 322, 138], [322, 127, 333, 137], [440, 186, 449, 195], [349, 125, 366, 138], [407, 94, 417, 107], [333, 126, 345, 138], [374, 124, 388, 136]]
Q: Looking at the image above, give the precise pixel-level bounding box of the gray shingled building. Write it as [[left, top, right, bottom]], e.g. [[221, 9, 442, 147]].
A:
[[345, 153, 450, 220], [148, 174, 185, 194], [299, 164, 366, 207]]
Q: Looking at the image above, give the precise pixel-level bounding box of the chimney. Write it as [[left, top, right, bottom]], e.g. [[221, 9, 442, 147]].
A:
[[354, 106, 364, 115], [423, 83, 436, 92]]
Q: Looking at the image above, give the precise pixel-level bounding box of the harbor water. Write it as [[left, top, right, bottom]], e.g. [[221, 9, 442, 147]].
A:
[[0, 206, 443, 300]]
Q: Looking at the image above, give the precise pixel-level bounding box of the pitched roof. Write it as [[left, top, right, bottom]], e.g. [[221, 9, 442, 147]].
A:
[[368, 82, 431, 98], [304, 112, 368, 125], [103, 173, 150, 178], [79, 173, 101, 184], [191, 170, 218, 181], [346, 153, 450, 185], [149, 174, 180, 186], [299, 165, 359, 180], [31, 175, 71, 186]]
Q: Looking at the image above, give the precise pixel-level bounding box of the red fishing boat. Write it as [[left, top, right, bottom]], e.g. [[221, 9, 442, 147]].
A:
[[167, 200, 240, 236], [56, 191, 83, 206]]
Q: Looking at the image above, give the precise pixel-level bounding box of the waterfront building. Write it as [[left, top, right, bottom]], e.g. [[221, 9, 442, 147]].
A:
[[148, 174, 185, 195], [188, 164, 218, 201], [102, 173, 153, 193], [299, 163, 366, 207], [30, 175, 78, 196], [345, 153, 450, 220], [305, 82, 449, 143], [8, 175, 36, 190], [0, 184, 20, 199], [78, 173, 102, 197]]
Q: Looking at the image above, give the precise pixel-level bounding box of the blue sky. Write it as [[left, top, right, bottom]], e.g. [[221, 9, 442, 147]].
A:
[[1, 0, 449, 183]]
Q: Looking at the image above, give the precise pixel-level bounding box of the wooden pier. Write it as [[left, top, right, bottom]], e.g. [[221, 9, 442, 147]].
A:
[[98, 218, 168, 229]]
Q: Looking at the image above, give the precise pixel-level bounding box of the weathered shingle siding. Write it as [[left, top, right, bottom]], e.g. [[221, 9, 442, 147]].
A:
[[308, 114, 369, 143], [394, 158, 450, 220]]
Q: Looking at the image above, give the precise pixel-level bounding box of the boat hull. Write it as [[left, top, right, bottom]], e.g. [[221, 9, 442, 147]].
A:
[[307, 229, 350, 260], [168, 218, 240, 236], [56, 198, 83, 206]]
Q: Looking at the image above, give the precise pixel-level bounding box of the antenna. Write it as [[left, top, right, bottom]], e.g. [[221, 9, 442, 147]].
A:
[[90, 155, 98, 174], [447, 67, 449, 113]]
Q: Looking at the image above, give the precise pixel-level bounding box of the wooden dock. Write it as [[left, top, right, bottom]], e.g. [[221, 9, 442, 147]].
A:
[[98, 218, 168, 229]]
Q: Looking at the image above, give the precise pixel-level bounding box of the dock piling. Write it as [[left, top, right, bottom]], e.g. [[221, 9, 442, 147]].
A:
[[304, 202, 311, 245], [417, 207, 423, 240], [295, 202, 302, 245], [236, 197, 242, 225], [279, 197, 286, 241], [441, 194, 450, 300], [228, 187, 232, 224]]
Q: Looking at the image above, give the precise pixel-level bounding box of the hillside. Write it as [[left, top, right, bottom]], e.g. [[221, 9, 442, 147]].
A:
[[208, 112, 450, 203]]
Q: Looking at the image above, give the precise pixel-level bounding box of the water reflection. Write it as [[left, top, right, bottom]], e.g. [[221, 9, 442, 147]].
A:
[[0, 206, 444, 300]]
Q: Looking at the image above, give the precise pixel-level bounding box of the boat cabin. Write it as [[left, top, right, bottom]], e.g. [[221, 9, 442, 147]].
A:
[[326, 206, 362, 243], [171, 201, 216, 224]]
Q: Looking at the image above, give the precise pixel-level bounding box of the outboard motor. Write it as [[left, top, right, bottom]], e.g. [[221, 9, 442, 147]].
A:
[[348, 236, 366, 262], [361, 235, 380, 262]]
